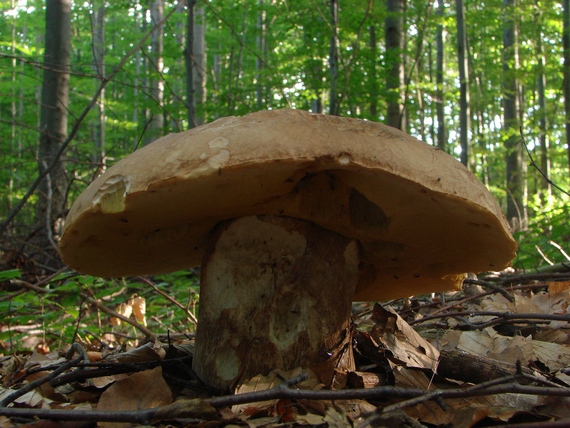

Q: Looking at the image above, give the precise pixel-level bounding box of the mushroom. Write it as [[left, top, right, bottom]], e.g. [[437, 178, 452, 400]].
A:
[[58, 109, 516, 391]]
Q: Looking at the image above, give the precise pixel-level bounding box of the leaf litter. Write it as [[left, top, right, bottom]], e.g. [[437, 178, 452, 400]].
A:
[[0, 272, 569, 427]]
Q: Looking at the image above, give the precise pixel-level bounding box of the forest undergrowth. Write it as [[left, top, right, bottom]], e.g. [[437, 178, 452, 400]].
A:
[[0, 259, 569, 427]]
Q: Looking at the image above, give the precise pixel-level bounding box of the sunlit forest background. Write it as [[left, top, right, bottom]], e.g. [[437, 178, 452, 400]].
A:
[[1, 0, 570, 348]]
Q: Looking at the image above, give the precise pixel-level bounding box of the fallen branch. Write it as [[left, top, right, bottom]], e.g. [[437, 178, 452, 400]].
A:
[[0, 376, 568, 424]]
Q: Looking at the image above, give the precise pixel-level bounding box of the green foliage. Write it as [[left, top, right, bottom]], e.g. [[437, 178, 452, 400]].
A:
[[0, 269, 199, 353], [514, 195, 570, 270]]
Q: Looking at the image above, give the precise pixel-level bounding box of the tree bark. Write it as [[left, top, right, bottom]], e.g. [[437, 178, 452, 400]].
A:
[[256, 0, 267, 110], [329, 0, 340, 115], [436, 0, 446, 151], [455, 0, 470, 167], [563, 0, 570, 172], [536, 17, 551, 200], [185, 0, 206, 128], [36, 0, 72, 255], [146, 0, 165, 144], [91, 0, 106, 174], [385, 0, 406, 130], [503, 0, 524, 229], [369, 25, 378, 118]]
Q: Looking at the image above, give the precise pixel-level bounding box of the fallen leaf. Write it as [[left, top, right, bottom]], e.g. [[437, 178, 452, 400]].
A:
[[323, 406, 351, 427], [132, 296, 146, 326], [97, 366, 172, 428], [370, 305, 439, 371], [233, 367, 320, 417]]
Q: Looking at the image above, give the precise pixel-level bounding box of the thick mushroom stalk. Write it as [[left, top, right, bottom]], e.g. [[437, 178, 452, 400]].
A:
[[193, 215, 360, 390]]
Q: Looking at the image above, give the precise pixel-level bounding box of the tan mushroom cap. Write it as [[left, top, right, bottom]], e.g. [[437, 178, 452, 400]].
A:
[[58, 109, 516, 301]]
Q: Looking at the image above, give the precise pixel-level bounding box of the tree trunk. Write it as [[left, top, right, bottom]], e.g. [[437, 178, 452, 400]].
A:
[[146, 0, 164, 144], [91, 0, 106, 174], [436, 0, 446, 151], [455, 0, 470, 167], [503, 0, 524, 229], [369, 25, 378, 118], [329, 0, 340, 115], [256, 0, 267, 110], [385, 0, 406, 130], [536, 19, 551, 201], [563, 0, 570, 172], [185, 0, 206, 128], [36, 0, 72, 257]]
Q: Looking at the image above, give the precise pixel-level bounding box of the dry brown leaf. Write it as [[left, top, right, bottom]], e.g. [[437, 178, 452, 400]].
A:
[[547, 281, 570, 299], [111, 301, 133, 326], [0, 416, 14, 427], [132, 296, 146, 326], [233, 367, 320, 417], [323, 406, 351, 427], [451, 405, 517, 428], [531, 340, 570, 371], [243, 416, 281, 427], [295, 413, 327, 425], [391, 365, 433, 390], [532, 328, 569, 344], [408, 394, 539, 427], [536, 396, 570, 418], [481, 288, 569, 320], [13, 390, 52, 408], [370, 305, 439, 371], [333, 399, 376, 422], [440, 327, 570, 373], [97, 366, 172, 428]]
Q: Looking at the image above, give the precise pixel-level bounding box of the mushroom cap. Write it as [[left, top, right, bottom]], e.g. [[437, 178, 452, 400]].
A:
[[58, 109, 516, 301]]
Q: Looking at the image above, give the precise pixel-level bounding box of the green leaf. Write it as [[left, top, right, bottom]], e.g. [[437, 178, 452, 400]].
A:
[[0, 269, 21, 280]]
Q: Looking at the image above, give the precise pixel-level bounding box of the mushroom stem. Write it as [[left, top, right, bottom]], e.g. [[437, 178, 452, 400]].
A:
[[192, 215, 360, 391]]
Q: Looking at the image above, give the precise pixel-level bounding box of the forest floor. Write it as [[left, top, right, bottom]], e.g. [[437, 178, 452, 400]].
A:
[[1, 269, 570, 427]]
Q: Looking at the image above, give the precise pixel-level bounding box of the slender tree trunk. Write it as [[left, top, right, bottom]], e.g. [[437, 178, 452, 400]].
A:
[[536, 22, 551, 200], [91, 0, 106, 174], [385, 0, 406, 130], [186, 0, 197, 127], [185, 1, 206, 128], [436, 0, 446, 151], [256, 0, 266, 110], [503, 0, 524, 229], [415, 56, 426, 141], [455, 0, 470, 167], [146, 0, 164, 144], [329, 0, 340, 115], [133, 5, 142, 149], [369, 25, 378, 118], [36, 0, 71, 255], [563, 0, 570, 172]]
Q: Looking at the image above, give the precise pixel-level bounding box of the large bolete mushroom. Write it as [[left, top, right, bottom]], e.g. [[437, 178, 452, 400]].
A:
[[59, 109, 516, 391]]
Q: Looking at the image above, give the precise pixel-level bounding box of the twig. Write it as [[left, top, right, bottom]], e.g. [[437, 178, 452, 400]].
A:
[[0, 375, 568, 423], [521, 128, 570, 197], [84, 295, 156, 340], [410, 310, 570, 328], [536, 244, 555, 265], [50, 357, 193, 387], [137, 277, 198, 326], [464, 278, 515, 302], [549, 240, 570, 262]]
